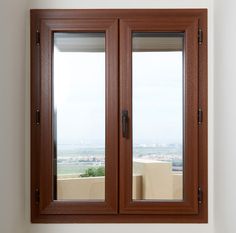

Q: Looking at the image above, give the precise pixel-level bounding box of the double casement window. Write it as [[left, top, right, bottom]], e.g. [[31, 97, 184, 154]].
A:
[[31, 9, 207, 223]]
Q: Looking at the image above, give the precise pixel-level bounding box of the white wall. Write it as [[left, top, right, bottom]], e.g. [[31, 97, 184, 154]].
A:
[[214, 0, 236, 233], [0, 0, 27, 233], [25, 1, 214, 233]]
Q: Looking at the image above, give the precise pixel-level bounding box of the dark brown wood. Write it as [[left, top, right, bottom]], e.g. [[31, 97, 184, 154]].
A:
[[31, 13, 119, 217], [31, 212, 208, 223], [31, 9, 207, 223], [120, 16, 198, 214], [31, 11, 41, 221], [197, 10, 208, 222], [40, 18, 119, 214], [30, 9, 207, 20], [119, 16, 199, 214]]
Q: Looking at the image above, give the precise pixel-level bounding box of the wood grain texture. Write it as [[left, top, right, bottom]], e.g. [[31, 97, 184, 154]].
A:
[[31, 15, 119, 216], [119, 15, 200, 215], [31, 9, 207, 223]]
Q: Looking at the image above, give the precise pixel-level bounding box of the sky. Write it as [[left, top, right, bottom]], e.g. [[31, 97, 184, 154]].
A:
[[54, 43, 183, 147]]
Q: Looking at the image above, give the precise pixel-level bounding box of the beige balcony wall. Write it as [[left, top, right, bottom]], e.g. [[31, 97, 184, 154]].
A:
[[57, 162, 182, 200], [133, 161, 174, 199], [57, 177, 105, 200], [57, 175, 143, 200], [173, 172, 183, 199]]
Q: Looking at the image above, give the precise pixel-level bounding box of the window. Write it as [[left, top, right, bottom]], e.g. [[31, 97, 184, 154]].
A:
[[31, 9, 207, 223]]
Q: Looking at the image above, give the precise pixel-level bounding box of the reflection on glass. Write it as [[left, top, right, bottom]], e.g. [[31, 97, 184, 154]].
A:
[[132, 33, 184, 201], [53, 33, 105, 200]]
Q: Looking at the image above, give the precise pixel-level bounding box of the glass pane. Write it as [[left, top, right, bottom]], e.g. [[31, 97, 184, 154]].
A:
[[53, 33, 105, 200], [132, 33, 184, 201]]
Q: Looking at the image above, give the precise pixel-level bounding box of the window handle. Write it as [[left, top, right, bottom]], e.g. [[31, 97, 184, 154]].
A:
[[122, 110, 128, 138]]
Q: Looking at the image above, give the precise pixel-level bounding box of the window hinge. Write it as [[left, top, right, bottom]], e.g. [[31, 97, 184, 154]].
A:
[[35, 188, 40, 205], [36, 30, 40, 46], [198, 187, 203, 204], [36, 109, 40, 125], [198, 108, 203, 125], [198, 29, 203, 45]]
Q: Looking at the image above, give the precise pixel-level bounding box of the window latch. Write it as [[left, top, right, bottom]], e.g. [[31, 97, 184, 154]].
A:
[[122, 110, 128, 138]]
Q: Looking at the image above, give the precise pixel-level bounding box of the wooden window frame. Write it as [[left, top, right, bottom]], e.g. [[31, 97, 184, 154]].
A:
[[31, 9, 208, 223]]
